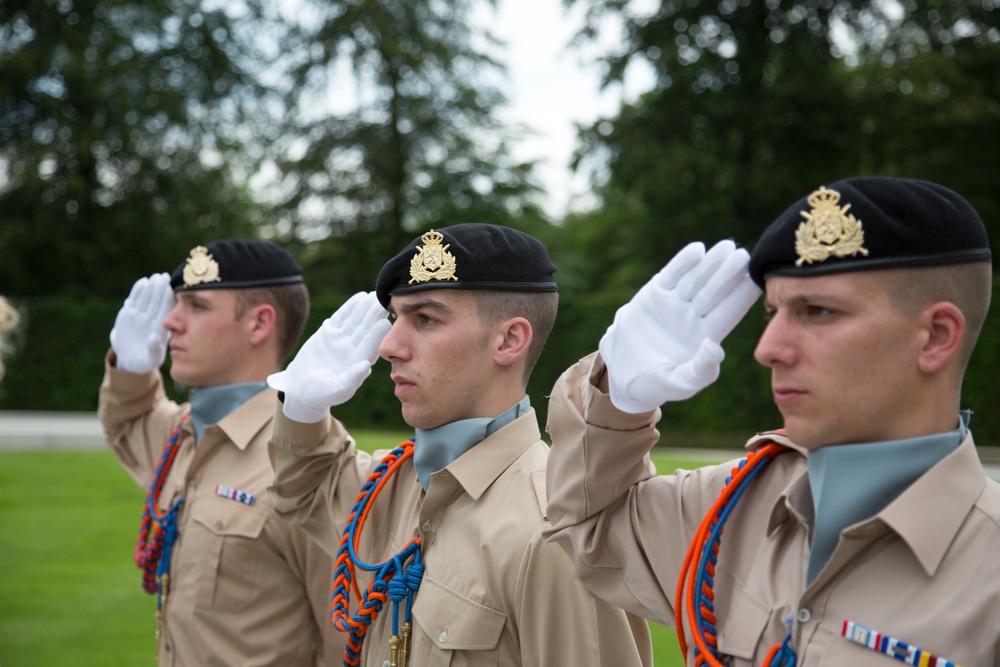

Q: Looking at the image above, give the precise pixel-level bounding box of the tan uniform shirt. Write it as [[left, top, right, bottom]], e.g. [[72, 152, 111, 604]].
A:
[[98, 354, 343, 667], [268, 406, 653, 667], [544, 352, 1000, 667]]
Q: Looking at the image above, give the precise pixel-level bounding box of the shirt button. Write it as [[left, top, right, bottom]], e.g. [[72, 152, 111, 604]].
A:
[[439, 631, 448, 643], [214, 520, 224, 530], [797, 607, 812, 623], [422, 521, 432, 532]]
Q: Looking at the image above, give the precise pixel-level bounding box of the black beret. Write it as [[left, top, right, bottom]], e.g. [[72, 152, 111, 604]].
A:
[[749, 176, 991, 288], [170, 239, 304, 291], [375, 223, 557, 308]]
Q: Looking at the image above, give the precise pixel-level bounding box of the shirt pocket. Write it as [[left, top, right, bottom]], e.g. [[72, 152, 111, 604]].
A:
[[714, 574, 773, 666], [411, 576, 506, 667], [188, 494, 268, 613]]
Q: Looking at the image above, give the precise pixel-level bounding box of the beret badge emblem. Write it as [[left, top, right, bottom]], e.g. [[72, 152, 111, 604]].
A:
[[182, 246, 222, 287], [409, 230, 458, 284], [795, 186, 869, 267]]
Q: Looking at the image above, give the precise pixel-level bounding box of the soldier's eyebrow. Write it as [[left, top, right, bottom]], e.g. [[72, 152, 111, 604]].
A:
[[394, 298, 452, 316]]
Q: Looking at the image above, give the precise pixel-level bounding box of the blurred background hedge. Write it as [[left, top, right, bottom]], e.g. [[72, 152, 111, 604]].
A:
[[5, 280, 999, 448]]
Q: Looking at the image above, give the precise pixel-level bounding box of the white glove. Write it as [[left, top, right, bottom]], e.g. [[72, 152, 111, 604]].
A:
[[268, 292, 391, 423], [110, 273, 175, 374], [598, 240, 761, 413]]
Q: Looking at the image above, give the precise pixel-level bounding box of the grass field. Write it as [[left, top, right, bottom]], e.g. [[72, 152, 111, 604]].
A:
[[0, 430, 721, 666]]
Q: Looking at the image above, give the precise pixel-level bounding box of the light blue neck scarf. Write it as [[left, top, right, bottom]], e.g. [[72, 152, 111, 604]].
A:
[[413, 396, 531, 491], [189, 382, 267, 444], [805, 412, 969, 585]]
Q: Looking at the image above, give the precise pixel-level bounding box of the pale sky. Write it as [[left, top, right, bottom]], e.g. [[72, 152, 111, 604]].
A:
[[488, 0, 653, 218], [267, 0, 653, 223]]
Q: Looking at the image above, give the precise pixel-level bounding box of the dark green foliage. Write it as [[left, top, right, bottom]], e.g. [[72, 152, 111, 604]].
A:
[[541, 0, 1000, 444], [563, 0, 1000, 292], [2, 0, 999, 451], [7, 287, 1000, 447], [268, 0, 548, 277], [0, 297, 183, 411], [0, 0, 267, 298]]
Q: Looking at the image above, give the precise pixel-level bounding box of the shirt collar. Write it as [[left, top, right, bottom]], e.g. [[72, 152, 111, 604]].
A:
[[188, 386, 274, 451], [189, 382, 267, 443], [414, 396, 530, 490], [879, 430, 985, 576], [763, 425, 986, 578], [439, 410, 541, 501], [804, 418, 965, 585]]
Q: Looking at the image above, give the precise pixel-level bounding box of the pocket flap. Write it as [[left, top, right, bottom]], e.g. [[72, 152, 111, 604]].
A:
[[190, 494, 267, 538], [715, 568, 771, 660], [412, 577, 506, 651]]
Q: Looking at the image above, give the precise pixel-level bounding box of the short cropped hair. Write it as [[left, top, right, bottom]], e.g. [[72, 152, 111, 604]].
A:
[[472, 290, 559, 385], [234, 283, 311, 361], [882, 262, 992, 376]]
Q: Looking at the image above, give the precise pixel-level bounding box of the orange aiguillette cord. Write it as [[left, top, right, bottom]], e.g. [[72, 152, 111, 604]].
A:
[[675, 443, 793, 667]]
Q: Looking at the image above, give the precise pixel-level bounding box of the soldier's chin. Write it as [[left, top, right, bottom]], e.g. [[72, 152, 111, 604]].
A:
[[168, 365, 195, 388], [781, 422, 824, 452], [400, 407, 444, 431]]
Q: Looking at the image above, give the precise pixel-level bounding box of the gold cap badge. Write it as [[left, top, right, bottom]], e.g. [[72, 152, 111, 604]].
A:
[[794, 186, 869, 267], [409, 230, 458, 284], [182, 246, 222, 287]]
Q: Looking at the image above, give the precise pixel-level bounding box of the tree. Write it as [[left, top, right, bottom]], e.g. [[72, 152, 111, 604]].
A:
[[539, 0, 1000, 437], [558, 0, 1000, 292], [266, 0, 548, 294], [0, 0, 272, 297]]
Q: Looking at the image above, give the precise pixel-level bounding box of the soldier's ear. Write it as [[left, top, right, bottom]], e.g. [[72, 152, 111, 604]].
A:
[[247, 304, 277, 346], [917, 301, 964, 374], [493, 317, 532, 368]]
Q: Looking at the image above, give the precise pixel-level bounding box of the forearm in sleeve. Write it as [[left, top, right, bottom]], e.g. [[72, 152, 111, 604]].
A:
[[97, 349, 182, 484], [267, 403, 374, 555], [543, 352, 695, 624]]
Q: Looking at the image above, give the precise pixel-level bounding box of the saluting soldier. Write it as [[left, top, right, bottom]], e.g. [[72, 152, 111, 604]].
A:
[[266, 223, 654, 666], [99, 240, 345, 665], [544, 176, 1000, 666], [0, 295, 20, 381]]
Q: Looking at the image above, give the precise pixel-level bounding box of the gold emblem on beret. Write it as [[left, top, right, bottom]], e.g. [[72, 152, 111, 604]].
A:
[[182, 246, 222, 287], [409, 230, 458, 284], [795, 186, 869, 266]]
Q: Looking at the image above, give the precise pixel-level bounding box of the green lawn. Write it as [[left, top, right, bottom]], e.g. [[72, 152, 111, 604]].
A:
[[0, 432, 720, 666]]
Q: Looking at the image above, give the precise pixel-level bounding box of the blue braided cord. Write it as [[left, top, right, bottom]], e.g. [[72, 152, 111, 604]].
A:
[[333, 545, 420, 665], [693, 451, 775, 663], [155, 507, 179, 612], [139, 419, 187, 596], [390, 585, 401, 634], [154, 499, 183, 613], [155, 503, 183, 578], [403, 557, 423, 623], [387, 555, 425, 628], [147, 420, 187, 522], [771, 633, 797, 667], [147, 488, 180, 522], [330, 555, 352, 623], [387, 555, 407, 635], [723, 457, 749, 485], [343, 443, 412, 572], [330, 441, 425, 662], [332, 537, 421, 632]]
